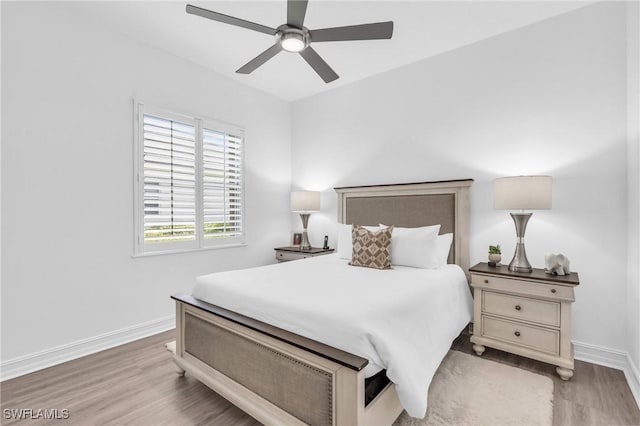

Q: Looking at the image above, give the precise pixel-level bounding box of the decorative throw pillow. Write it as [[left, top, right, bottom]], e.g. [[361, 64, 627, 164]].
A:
[[337, 223, 379, 259], [350, 225, 393, 269]]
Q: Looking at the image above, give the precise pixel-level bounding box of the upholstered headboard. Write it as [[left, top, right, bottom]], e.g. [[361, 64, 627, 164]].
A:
[[334, 180, 473, 277]]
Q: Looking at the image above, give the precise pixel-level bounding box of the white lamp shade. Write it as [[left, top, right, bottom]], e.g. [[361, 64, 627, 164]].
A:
[[291, 191, 320, 212], [494, 176, 552, 210]]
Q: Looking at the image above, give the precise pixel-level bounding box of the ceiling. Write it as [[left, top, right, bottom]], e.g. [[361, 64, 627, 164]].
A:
[[65, 1, 591, 102]]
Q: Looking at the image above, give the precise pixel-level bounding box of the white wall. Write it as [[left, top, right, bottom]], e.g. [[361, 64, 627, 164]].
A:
[[1, 2, 291, 364], [292, 3, 630, 353], [627, 0, 640, 382]]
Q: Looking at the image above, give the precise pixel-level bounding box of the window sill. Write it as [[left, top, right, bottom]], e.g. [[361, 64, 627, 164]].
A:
[[132, 243, 247, 258]]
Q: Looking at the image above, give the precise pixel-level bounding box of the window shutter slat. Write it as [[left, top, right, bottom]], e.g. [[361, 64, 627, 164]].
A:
[[202, 127, 243, 239], [142, 113, 196, 244]]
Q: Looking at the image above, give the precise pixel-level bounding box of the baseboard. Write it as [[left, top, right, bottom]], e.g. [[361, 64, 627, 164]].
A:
[[574, 340, 640, 409], [0, 315, 175, 382], [625, 354, 640, 410]]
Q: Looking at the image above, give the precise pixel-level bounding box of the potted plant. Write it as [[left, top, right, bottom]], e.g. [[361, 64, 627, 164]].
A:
[[488, 244, 502, 266]]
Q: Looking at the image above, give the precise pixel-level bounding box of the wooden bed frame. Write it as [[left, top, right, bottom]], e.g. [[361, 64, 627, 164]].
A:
[[172, 179, 473, 426]]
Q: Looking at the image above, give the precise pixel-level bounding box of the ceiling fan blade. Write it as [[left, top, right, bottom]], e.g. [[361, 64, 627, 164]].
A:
[[287, 0, 308, 28], [310, 21, 393, 42], [236, 44, 283, 74], [299, 47, 339, 83], [186, 4, 277, 36]]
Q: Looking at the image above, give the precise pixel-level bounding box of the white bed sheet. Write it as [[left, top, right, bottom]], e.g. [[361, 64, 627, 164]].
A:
[[191, 254, 473, 418]]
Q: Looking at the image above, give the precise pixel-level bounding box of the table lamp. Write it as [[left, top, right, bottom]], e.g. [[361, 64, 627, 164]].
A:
[[494, 176, 552, 272], [291, 191, 320, 250]]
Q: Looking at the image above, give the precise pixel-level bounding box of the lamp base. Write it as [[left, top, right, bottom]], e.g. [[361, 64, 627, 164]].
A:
[[508, 212, 533, 273], [509, 242, 532, 272], [299, 213, 311, 251], [300, 231, 311, 251]]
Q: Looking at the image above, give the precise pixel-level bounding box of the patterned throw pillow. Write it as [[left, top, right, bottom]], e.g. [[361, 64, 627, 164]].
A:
[[350, 225, 393, 270]]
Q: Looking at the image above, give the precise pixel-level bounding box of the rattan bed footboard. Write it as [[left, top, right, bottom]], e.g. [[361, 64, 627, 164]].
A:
[[185, 311, 334, 424], [172, 294, 404, 426]]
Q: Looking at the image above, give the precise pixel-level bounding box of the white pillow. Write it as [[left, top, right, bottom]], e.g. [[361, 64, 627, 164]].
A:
[[379, 224, 440, 236], [433, 233, 454, 268], [406, 232, 452, 269], [337, 224, 379, 259], [379, 224, 440, 267]]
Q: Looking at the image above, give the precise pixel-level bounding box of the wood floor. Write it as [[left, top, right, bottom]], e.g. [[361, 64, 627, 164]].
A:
[[1, 329, 639, 426], [451, 330, 640, 426]]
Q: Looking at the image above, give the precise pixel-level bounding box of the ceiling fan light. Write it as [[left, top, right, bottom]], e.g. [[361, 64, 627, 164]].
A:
[[280, 33, 306, 52]]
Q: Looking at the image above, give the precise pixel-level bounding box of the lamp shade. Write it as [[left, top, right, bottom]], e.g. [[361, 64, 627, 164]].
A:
[[291, 191, 320, 212], [494, 176, 552, 210]]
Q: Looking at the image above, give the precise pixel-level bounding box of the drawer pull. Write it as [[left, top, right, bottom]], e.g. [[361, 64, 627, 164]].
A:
[[515, 305, 521, 311], [514, 331, 521, 337], [550, 289, 557, 294], [484, 279, 489, 284]]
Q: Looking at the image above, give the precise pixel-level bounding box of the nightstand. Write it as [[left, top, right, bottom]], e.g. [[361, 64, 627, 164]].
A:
[[469, 262, 580, 380], [274, 246, 335, 263]]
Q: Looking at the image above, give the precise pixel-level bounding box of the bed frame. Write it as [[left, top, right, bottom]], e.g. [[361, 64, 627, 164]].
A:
[[172, 179, 473, 425]]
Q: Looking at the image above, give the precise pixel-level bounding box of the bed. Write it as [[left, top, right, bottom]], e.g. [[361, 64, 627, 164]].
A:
[[171, 179, 473, 425]]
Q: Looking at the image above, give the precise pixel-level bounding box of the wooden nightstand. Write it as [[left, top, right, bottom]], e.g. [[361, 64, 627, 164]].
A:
[[274, 246, 335, 263], [469, 262, 580, 380]]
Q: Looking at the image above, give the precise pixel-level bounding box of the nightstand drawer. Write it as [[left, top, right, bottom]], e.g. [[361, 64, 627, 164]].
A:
[[483, 291, 560, 327], [471, 274, 574, 301], [482, 316, 559, 355], [276, 251, 310, 262]]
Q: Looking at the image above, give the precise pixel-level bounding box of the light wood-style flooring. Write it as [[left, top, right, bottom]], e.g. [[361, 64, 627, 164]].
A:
[[1, 329, 638, 425]]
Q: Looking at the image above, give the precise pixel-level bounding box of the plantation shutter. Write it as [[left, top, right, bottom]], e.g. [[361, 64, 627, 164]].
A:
[[135, 103, 245, 255], [142, 113, 197, 245], [202, 125, 243, 243]]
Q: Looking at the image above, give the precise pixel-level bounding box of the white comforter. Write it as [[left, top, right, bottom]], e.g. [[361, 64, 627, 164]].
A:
[[192, 254, 473, 418]]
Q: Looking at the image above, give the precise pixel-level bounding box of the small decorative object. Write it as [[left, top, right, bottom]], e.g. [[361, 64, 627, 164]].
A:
[[488, 244, 502, 267], [292, 233, 302, 246], [544, 253, 571, 276], [323, 235, 329, 250]]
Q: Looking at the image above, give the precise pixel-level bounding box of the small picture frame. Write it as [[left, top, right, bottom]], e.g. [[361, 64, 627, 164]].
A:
[[292, 233, 302, 246]]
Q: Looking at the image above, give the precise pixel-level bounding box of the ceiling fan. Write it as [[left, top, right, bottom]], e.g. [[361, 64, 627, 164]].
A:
[[185, 1, 394, 83]]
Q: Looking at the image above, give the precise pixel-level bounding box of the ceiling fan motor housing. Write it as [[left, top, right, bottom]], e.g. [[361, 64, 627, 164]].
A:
[[276, 25, 310, 52]]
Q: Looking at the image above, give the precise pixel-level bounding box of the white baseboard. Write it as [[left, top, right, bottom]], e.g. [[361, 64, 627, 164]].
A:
[[625, 354, 640, 410], [574, 340, 640, 409], [0, 315, 175, 382]]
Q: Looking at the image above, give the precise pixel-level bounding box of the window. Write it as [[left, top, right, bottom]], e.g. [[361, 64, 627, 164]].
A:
[[134, 103, 244, 255]]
